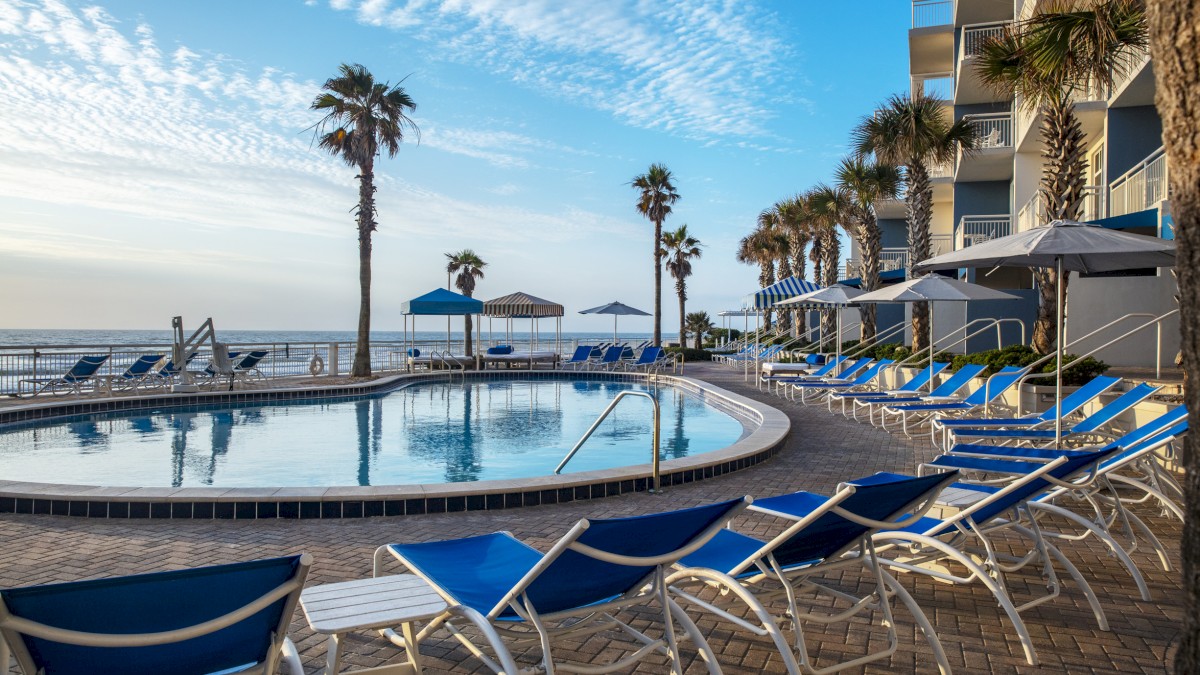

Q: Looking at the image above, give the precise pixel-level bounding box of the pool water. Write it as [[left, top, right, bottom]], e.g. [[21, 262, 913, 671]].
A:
[[0, 379, 747, 487]]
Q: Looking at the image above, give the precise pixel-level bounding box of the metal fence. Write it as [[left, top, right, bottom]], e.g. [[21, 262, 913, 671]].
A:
[[911, 72, 954, 101], [956, 215, 1012, 249], [912, 0, 953, 28], [960, 21, 1009, 58], [1109, 146, 1168, 218], [966, 112, 1013, 149]]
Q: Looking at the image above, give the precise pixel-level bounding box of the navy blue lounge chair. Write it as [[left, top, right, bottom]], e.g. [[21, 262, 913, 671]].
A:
[[0, 554, 311, 675], [379, 498, 748, 674], [111, 354, 166, 392], [15, 355, 109, 398]]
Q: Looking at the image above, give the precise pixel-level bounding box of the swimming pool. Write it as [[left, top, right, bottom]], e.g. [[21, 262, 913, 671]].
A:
[[0, 378, 747, 488]]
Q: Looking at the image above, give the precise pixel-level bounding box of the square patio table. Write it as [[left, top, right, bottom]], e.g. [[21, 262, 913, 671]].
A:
[[300, 574, 448, 675]]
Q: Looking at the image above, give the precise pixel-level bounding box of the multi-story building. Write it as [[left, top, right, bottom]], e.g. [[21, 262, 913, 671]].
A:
[[843, 0, 1177, 368]]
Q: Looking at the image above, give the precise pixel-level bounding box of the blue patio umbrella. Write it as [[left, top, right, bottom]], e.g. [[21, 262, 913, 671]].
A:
[[579, 301, 651, 345]]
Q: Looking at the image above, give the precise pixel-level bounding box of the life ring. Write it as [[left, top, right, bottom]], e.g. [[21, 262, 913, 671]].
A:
[[309, 354, 325, 376]]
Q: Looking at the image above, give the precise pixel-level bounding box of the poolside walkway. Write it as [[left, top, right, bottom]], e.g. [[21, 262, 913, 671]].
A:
[[0, 362, 1182, 673]]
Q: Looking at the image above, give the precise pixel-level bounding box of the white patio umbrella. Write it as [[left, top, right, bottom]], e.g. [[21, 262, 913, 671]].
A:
[[579, 301, 652, 345], [912, 219, 1176, 445], [776, 284, 865, 365], [854, 274, 1018, 393]]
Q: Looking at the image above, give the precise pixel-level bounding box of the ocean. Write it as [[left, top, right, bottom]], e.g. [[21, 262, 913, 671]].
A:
[[0, 329, 655, 348]]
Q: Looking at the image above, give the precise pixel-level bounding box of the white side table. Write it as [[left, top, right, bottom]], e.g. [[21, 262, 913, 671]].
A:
[[300, 574, 448, 675]]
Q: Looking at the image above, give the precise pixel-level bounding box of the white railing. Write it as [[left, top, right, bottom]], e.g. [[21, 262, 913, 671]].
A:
[[1109, 146, 1169, 218], [912, 72, 955, 100], [1110, 47, 1151, 98], [1017, 186, 1105, 232], [929, 161, 954, 179], [960, 21, 1009, 59], [844, 248, 911, 279], [956, 214, 1012, 249], [965, 112, 1013, 149], [931, 234, 953, 256], [913, 0, 954, 28]]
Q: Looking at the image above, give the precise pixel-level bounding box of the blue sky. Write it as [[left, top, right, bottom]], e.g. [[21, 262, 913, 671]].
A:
[[0, 0, 909, 333]]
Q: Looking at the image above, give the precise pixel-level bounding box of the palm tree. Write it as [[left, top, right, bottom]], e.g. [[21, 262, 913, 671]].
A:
[[311, 63, 418, 377], [853, 93, 974, 351], [835, 157, 903, 341], [976, 0, 1147, 354], [1145, 2, 1197, 668], [445, 249, 487, 357], [736, 224, 786, 331], [662, 225, 703, 346], [778, 194, 812, 282], [758, 207, 793, 334], [808, 184, 852, 343], [631, 163, 680, 347], [684, 311, 715, 350]]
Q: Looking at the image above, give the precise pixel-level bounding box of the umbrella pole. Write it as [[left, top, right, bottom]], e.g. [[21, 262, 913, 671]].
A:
[[1055, 256, 1064, 449], [928, 302, 936, 394], [613, 315, 618, 346]]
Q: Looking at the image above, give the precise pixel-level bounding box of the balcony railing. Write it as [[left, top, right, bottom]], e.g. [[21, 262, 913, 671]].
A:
[[844, 248, 911, 279], [913, 0, 953, 28], [1017, 188, 1106, 232], [1109, 146, 1169, 218], [929, 161, 954, 179], [965, 112, 1013, 149], [960, 21, 1009, 59], [956, 215, 1012, 249], [912, 72, 954, 100]]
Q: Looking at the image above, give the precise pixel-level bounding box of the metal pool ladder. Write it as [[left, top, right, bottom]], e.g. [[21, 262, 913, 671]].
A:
[[554, 390, 662, 492]]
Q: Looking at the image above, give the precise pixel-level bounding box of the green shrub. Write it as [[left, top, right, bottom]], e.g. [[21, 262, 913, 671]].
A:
[[664, 347, 712, 362], [949, 344, 1108, 385]]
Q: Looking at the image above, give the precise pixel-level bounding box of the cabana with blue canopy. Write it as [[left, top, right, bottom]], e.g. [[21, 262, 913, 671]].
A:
[[741, 276, 821, 350], [402, 288, 484, 369]]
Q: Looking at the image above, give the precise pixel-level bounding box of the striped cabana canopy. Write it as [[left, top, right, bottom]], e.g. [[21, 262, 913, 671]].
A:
[[742, 276, 820, 309], [482, 292, 565, 318]]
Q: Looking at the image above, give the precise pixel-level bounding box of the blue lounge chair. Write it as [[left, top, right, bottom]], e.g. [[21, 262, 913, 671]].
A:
[[789, 359, 894, 404], [828, 361, 952, 417], [622, 345, 666, 372], [111, 354, 166, 393], [931, 408, 1188, 601], [378, 498, 749, 674], [763, 355, 847, 396], [589, 345, 625, 371], [669, 471, 959, 674], [933, 374, 1121, 449], [857, 363, 988, 425], [561, 345, 594, 370], [866, 445, 1128, 666], [15, 355, 110, 398], [0, 554, 310, 675], [941, 381, 1159, 448], [232, 350, 269, 382], [877, 366, 1027, 437], [144, 352, 198, 388]]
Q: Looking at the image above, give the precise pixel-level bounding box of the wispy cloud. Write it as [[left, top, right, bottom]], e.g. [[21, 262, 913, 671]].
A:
[[0, 0, 636, 258], [328, 0, 798, 141]]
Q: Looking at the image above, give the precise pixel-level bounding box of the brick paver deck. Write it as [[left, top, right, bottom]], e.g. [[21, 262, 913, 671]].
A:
[[0, 363, 1182, 673]]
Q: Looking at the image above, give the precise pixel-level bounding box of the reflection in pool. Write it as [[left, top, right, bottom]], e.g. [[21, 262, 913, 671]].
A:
[[0, 379, 747, 488]]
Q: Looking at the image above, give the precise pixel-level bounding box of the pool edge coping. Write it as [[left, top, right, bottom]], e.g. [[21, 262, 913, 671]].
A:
[[0, 370, 790, 519]]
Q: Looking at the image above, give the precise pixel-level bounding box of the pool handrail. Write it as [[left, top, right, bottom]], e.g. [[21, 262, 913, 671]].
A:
[[554, 390, 662, 491]]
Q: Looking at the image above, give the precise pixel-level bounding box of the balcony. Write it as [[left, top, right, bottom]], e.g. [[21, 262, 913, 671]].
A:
[[1014, 80, 1110, 152], [1016, 188, 1106, 233], [955, 113, 1014, 181], [845, 248, 912, 279], [912, 72, 954, 102], [955, 21, 1011, 104], [1109, 147, 1169, 218], [913, 0, 953, 28], [1110, 47, 1154, 108], [955, 215, 1012, 250], [875, 161, 953, 219]]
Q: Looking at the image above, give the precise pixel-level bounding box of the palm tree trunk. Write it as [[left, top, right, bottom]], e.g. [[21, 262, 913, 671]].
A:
[[1146, 2, 1199, 670], [789, 232, 808, 281], [860, 216, 883, 341], [352, 160, 377, 377], [820, 230, 841, 343], [759, 262, 775, 331], [906, 162, 933, 352], [654, 220, 663, 346], [1031, 97, 1087, 354], [777, 257, 793, 333], [464, 314, 474, 358], [677, 280, 686, 347]]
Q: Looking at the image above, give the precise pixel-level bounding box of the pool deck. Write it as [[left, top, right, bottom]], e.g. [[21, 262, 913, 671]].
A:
[[0, 362, 1183, 673]]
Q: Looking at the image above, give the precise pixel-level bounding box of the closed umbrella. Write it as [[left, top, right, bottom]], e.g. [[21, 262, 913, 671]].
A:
[[912, 219, 1176, 445], [854, 274, 1018, 393], [579, 301, 652, 345]]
